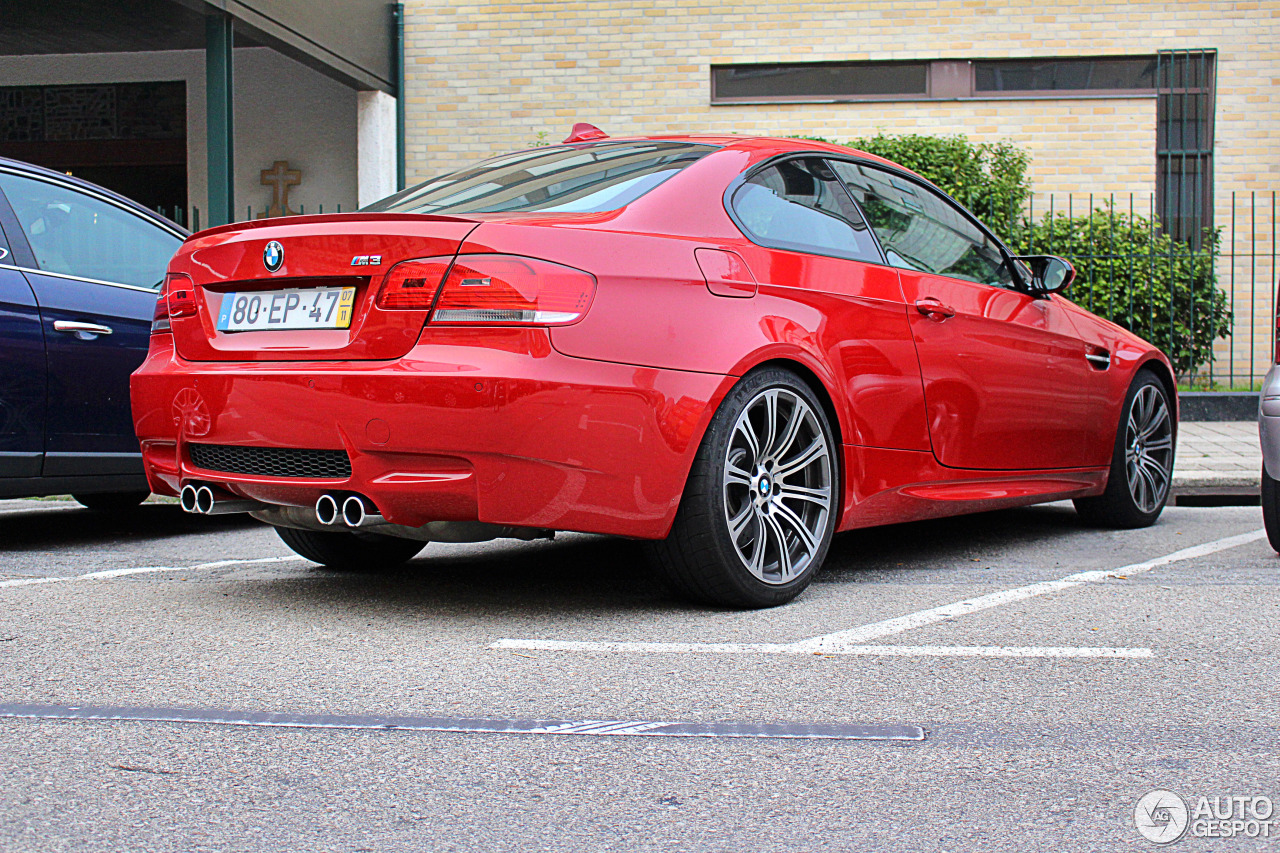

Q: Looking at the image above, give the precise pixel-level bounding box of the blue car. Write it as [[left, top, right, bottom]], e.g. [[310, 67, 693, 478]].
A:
[[0, 158, 186, 509]]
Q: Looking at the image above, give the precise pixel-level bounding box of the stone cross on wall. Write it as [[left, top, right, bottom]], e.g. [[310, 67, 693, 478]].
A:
[[260, 160, 301, 218]]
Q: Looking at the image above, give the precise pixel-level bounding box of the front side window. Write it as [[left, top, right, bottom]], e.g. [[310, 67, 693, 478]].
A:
[[830, 161, 1014, 288], [366, 142, 716, 215], [0, 171, 180, 289], [730, 158, 882, 262]]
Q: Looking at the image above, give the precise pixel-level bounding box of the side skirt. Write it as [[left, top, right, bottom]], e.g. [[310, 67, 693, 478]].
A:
[[838, 445, 1108, 531]]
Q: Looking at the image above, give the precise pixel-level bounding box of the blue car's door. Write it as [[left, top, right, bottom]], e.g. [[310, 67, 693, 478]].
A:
[[0, 207, 46, 479], [0, 169, 182, 477]]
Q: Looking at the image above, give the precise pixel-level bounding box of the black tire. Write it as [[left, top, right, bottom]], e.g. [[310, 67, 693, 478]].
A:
[[1263, 465, 1280, 553], [274, 525, 425, 571], [649, 367, 839, 609], [1074, 369, 1175, 528], [72, 491, 151, 512]]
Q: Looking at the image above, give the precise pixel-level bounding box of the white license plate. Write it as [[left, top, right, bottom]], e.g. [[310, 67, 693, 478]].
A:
[[217, 287, 356, 332]]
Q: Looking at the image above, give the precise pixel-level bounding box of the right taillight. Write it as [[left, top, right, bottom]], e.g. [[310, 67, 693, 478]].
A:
[[430, 255, 596, 325], [152, 272, 196, 334]]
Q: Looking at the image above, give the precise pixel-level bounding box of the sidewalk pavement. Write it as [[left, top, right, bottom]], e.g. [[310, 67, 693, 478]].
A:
[[1174, 421, 1260, 493]]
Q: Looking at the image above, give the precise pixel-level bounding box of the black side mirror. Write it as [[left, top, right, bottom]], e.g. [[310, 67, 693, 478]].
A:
[[1014, 255, 1076, 294]]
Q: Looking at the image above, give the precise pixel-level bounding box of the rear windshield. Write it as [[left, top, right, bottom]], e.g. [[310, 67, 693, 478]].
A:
[[364, 141, 717, 215]]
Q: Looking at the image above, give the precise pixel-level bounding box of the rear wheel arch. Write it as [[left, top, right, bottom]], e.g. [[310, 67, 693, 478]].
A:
[[740, 357, 846, 449]]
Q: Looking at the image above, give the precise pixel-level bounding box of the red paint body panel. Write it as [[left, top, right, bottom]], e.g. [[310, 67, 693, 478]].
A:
[[171, 215, 478, 362], [896, 270, 1117, 470], [133, 328, 730, 538], [131, 134, 1177, 544]]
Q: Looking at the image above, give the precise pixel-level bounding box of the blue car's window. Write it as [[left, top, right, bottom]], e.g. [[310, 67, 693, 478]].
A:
[[0, 171, 181, 290], [731, 158, 882, 263], [365, 142, 716, 215], [830, 161, 1014, 288]]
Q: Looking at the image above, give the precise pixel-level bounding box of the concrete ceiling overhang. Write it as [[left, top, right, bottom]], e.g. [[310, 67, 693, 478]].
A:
[[0, 0, 394, 93]]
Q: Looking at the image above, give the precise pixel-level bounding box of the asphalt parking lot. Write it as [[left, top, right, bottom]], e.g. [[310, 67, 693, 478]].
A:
[[1, 497, 1277, 851]]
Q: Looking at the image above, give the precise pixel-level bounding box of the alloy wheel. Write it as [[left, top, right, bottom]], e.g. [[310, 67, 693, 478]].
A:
[[722, 388, 833, 585], [1124, 384, 1174, 513]]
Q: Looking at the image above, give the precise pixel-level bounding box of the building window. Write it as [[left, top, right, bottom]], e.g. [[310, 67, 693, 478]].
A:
[[711, 62, 928, 103], [973, 57, 1156, 95], [1156, 49, 1216, 247], [711, 56, 1157, 104]]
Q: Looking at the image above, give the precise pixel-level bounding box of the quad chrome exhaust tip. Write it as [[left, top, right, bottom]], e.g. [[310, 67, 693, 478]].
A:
[[314, 493, 385, 527], [315, 494, 340, 526], [180, 483, 262, 515], [341, 495, 385, 528]]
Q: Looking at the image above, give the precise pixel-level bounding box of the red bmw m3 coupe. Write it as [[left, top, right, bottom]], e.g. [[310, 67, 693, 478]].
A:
[[131, 129, 1177, 608]]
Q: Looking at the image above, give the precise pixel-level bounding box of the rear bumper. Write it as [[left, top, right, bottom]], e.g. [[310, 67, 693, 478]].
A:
[[1261, 363, 1280, 476], [131, 329, 730, 539]]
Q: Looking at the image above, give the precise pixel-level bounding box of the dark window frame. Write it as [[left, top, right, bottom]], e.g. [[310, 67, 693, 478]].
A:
[[725, 154, 888, 265], [831, 159, 1030, 292], [710, 56, 1158, 105], [723, 152, 1036, 294]]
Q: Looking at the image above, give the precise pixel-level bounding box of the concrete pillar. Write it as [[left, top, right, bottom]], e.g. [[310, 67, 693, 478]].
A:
[[357, 90, 398, 208]]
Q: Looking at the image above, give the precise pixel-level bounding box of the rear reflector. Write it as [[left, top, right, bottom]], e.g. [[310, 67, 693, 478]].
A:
[[152, 272, 195, 334], [431, 255, 596, 325], [375, 256, 454, 310]]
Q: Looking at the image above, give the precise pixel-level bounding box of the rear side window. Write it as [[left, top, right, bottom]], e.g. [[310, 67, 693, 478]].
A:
[[729, 158, 882, 262], [366, 141, 716, 215], [830, 161, 1015, 288], [0, 171, 180, 290]]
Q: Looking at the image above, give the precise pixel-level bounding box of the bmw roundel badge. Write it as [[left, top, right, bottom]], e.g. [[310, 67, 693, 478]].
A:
[[263, 240, 284, 272]]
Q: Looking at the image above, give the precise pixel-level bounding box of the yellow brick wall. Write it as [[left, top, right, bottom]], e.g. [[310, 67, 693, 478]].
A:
[[402, 0, 1280, 384]]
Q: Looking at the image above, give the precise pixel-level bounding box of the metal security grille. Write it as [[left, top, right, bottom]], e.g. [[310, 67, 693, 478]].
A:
[[1157, 49, 1216, 248], [188, 444, 351, 479]]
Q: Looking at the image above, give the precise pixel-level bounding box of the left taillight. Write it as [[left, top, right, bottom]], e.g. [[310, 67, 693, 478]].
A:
[[152, 272, 195, 334]]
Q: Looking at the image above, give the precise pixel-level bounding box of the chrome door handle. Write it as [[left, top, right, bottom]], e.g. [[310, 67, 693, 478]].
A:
[[53, 320, 113, 337], [914, 298, 955, 319], [1085, 350, 1111, 369], [0, 247, 8, 261]]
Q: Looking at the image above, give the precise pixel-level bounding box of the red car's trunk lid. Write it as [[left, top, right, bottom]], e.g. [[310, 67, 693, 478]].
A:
[[170, 214, 478, 362]]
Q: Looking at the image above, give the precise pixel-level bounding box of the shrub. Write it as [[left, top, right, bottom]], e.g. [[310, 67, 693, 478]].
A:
[[1012, 205, 1230, 377]]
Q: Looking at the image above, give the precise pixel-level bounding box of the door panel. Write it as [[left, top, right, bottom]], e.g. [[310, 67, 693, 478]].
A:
[[0, 265, 46, 476], [26, 272, 155, 463], [829, 159, 1106, 472], [898, 270, 1104, 470], [0, 169, 180, 470]]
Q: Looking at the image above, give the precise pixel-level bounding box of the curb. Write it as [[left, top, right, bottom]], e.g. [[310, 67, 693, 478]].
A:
[[1180, 392, 1259, 422]]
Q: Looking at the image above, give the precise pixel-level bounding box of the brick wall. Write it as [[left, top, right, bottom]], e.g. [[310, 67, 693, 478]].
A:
[[403, 0, 1280, 383]]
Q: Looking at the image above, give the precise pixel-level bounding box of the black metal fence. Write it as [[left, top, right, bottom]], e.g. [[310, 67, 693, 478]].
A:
[[152, 203, 350, 232]]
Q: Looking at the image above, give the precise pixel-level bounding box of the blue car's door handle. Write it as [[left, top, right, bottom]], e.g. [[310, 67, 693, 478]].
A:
[[53, 320, 114, 338]]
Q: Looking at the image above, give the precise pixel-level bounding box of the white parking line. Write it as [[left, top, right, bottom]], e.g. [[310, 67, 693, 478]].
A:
[[0, 556, 305, 589], [491, 639, 1151, 658], [494, 529, 1266, 658]]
